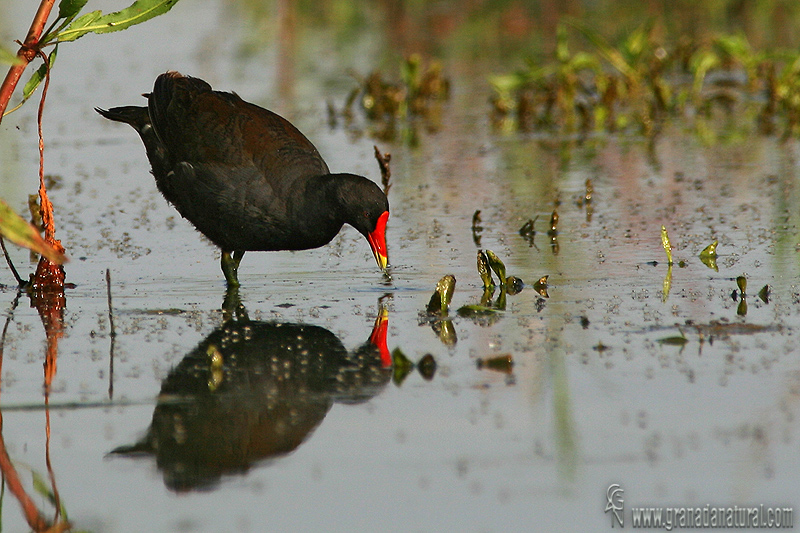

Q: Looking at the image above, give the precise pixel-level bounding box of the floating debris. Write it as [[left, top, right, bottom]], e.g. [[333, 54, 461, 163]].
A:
[[533, 275, 549, 298], [418, 354, 437, 381], [477, 354, 514, 374], [426, 275, 456, 315], [699, 240, 719, 271], [579, 316, 590, 329]]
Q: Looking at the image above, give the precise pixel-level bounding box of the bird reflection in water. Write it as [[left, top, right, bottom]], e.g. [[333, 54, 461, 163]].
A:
[[110, 289, 391, 492]]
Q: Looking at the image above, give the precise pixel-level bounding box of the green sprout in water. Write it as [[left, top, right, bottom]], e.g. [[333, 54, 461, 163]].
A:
[[426, 274, 456, 316], [736, 275, 747, 295], [484, 250, 506, 286], [477, 250, 494, 290], [699, 240, 719, 271], [758, 284, 770, 304], [660, 225, 673, 265]]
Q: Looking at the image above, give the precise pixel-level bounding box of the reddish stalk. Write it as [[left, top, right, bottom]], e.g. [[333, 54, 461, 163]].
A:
[[34, 50, 62, 253], [0, 0, 56, 121]]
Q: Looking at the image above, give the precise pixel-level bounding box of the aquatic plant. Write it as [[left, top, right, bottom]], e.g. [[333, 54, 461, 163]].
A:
[[334, 54, 450, 144], [490, 20, 800, 139]]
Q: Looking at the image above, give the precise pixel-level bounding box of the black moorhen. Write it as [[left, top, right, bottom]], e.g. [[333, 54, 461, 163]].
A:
[[96, 71, 389, 287]]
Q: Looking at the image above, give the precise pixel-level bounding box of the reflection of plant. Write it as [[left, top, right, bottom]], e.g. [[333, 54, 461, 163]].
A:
[[490, 20, 800, 139], [0, 296, 75, 532]]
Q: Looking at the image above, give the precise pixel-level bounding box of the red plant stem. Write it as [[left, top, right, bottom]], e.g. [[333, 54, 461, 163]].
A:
[[36, 51, 59, 246], [0, 0, 56, 122]]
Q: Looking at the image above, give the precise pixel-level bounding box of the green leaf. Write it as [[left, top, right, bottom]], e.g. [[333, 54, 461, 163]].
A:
[[56, 0, 181, 41], [0, 199, 67, 264], [0, 46, 20, 66], [22, 46, 58, 100], [56, 10, 103, 42], [31, 471, 57, 505], [476, 250, 494, 290], [699, 240, 718, 259], [58, 0, 90, 20], [485, 250, 506, 285], [90, 0, 182, 34]]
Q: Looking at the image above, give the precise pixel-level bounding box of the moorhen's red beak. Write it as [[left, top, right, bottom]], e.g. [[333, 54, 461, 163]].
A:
[[367, 211, 389, 271]]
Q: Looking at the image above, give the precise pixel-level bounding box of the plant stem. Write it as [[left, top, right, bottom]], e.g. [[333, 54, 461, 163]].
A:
[[0, 236, 24, 287], [0, 0, 56, 122]]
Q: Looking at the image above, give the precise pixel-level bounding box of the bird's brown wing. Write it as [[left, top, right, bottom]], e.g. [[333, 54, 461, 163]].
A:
[[148, 72, 329, 194]]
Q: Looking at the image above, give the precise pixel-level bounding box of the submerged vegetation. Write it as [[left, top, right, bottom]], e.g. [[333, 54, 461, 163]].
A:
[[490, 20, 800, 139]]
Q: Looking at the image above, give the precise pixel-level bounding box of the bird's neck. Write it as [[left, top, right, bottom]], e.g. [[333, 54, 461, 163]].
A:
[[288, 175, 349, 245]]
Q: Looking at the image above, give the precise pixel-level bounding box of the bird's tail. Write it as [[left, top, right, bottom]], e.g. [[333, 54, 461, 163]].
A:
[[95, 106, 150, 130]]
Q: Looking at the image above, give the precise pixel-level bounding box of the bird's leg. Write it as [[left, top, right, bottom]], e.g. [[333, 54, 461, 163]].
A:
[[221, 250, 245, 287]]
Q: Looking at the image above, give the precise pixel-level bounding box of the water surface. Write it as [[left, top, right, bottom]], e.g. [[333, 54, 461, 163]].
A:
[[0, 1, 798, 531]]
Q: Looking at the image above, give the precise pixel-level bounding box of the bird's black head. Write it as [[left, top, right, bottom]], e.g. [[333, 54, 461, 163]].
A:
[[332, 174, 390, 270]]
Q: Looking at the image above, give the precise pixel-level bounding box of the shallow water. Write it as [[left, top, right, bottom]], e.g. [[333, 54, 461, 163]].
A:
[[1, 1, 799, 531]]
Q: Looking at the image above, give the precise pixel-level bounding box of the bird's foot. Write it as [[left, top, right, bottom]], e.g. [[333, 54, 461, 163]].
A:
[[221, 250, 244, 288]]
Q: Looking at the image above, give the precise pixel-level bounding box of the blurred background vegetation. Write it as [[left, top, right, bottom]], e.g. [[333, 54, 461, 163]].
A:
[[233, 0, 800, 61]]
